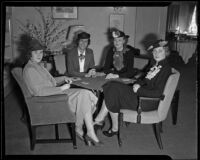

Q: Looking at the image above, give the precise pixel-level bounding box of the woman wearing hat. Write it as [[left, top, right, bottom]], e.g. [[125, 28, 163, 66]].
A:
[[67, 31, 96, 77], [22, 36, 103, 146], [94, 39, 172, 137], [102, 28, 139, 79]]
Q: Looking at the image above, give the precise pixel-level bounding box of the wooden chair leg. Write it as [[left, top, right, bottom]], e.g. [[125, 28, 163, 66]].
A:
[[118, 113, 123, 147], [159, 122, 163, 133], [55, 124, 59, 140], [70, 123, 77, 149], [153, 123, 163, 149], [30, 126, 36, 150], [171, 90, 180, 125]]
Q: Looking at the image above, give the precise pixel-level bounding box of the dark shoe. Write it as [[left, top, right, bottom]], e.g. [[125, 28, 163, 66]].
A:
[[94, 121, 105, 133], [85, 135, 104, 147], [103, 129, 118, 137]]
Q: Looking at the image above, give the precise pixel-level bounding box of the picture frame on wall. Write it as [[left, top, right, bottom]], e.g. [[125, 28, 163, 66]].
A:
[[110, 14, 124, 31], [52, 7, 78, 19]]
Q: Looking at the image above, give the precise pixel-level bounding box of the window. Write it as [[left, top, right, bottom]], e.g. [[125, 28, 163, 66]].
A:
[[188, 5, 197, 35]]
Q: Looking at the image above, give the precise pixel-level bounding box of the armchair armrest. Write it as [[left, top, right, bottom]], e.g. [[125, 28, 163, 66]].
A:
[[139, 96, 162, 102], [28, 94, 68, 103], [134, 71, 145, 79], [137, 95, 164, 113]]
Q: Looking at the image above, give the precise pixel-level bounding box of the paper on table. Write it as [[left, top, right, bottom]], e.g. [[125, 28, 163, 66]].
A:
[[72, 77, 81, 81], [121, 78, 131, 82], [81, 82, 89, 85]]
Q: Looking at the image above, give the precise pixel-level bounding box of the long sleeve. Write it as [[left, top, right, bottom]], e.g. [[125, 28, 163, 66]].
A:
[[137, 62, 171, 97], [87, 52, 95, 71], [23, 67, 63, 96], [103, 48, 115, 74]]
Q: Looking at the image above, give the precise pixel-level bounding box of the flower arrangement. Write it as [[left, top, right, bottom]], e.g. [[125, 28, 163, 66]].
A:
[[16, 7, 68, 54]]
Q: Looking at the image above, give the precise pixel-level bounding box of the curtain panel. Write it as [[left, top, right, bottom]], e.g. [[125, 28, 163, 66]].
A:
[[167, 3, 196, 33]]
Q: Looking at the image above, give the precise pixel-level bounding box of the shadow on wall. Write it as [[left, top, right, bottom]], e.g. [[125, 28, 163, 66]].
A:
[[98, 28, 114, 69], [139, 33, 159, 55], [12, 34, 32, 68]]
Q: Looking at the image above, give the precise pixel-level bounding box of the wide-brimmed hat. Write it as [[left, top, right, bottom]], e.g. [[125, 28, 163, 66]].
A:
[[147, 39, 168, 51], [77, 32, 90, 40], [111, 29, 130, 39], [29, 38, 44, 52]]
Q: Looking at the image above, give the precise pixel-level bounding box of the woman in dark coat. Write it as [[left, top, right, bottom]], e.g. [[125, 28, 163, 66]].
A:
[[102, 28, 139, 79], [94, 39, 172, 136]]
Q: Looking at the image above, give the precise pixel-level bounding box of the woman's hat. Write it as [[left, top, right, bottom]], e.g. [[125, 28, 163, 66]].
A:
[[77, 32, 90, 40], [111, 28, 130, 39], [29, 38, 44, 52], [147, 39, 168, 51]]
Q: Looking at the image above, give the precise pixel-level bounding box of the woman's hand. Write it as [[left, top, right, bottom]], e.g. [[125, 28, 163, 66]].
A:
[[133, 84, 141, 93], [105, 73, 119, 79], [64, 77, 72, 84], [60, 83, 71, 91], [89, 69, 96, 77], [85, 69, 96, 77]]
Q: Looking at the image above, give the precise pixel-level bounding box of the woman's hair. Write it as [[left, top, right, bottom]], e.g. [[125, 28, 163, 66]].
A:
[[76, 37, 91, 46], [163, 46, 170, 57]]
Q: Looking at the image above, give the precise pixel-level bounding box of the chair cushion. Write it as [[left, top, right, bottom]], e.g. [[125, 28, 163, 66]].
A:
[[121, 109, 160, 124]]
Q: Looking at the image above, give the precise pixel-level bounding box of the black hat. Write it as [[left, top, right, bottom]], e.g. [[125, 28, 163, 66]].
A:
[[77, 32, 90, 40], [111, 29, 130, 39], [29, 39, 44, 52], [147, 39, 168, 51]]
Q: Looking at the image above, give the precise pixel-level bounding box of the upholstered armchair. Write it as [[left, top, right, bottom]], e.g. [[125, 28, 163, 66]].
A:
[[11, 67, 77, 150], [118, 68, 180, 149]]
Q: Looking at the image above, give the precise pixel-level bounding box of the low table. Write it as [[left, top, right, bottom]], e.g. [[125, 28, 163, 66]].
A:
[[71, 76, 135, 91]]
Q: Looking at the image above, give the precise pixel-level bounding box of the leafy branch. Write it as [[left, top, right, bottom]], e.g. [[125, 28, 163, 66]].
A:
[[16, 7, 67, 53]]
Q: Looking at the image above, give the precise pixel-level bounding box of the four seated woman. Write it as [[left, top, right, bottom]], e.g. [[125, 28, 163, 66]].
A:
[[19, 29, 172, 144]]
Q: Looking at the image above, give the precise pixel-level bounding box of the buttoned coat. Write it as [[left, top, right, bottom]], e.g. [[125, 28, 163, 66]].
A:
[[67, 47, 95, 77]]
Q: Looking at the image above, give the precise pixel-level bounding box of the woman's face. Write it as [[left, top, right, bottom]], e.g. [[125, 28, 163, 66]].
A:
[[113, 37, 125, 51], [78, 38, 89, 51], [30, 50, 43, 63], [152, 47, 166, 62]]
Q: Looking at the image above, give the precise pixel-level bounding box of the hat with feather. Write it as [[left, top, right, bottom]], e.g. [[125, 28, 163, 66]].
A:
[[147, 39, 168, 51]]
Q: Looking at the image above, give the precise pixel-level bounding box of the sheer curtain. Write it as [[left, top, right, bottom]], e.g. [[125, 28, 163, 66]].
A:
[[167, 4, 180, 32], [167, 2, 196, 33], [179, 3, 196, 33]]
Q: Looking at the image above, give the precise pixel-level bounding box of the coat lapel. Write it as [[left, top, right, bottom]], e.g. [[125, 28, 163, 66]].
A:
[[29, 60, 56, 85], [75, 48, 80, 72], [84, 49, 89, 72]]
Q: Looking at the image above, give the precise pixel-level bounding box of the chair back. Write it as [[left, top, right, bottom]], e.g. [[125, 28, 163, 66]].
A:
[[134, 56, 150, 70], [54, 54, 67, 75], [11, 67, 32, 98], [158, 68, 180, 121]]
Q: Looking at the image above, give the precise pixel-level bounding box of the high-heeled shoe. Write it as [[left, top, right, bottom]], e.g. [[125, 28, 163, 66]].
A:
[[76, 132, 84, 141], [94, 121, 105, 133], [85, 134, 104, 147], [76, 132, 93, 146], [103, 129, 118, 137]]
